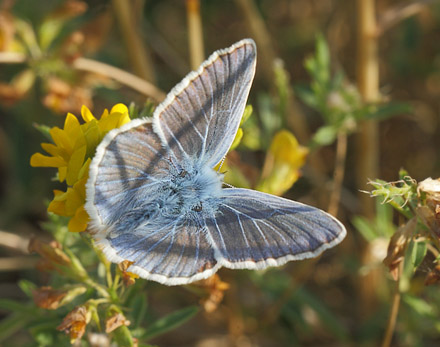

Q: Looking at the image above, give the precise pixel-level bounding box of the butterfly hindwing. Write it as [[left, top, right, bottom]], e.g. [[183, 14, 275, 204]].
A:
[[204, 188, 346, 268], [104, 219, 219, 285]]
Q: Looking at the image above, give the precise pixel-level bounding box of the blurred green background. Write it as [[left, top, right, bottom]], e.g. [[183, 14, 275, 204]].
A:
[[1, 0, 440, 346]]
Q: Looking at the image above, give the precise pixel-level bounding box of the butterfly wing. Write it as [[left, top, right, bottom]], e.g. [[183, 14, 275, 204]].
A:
[[152, 39, 256, 168], [86, 119, 222, 285], [204, 188, 347, 269], [86, 119, 170, 233], [100, 218, 220, 285]]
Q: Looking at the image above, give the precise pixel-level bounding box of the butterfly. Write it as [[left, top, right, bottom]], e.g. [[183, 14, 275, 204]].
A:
[[85, 39, 346, 286]]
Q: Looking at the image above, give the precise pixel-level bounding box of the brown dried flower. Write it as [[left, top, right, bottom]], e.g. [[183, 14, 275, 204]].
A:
[[118, 260, 139, 287], [28, 238, 71, 272], [57, 305, 90, 342], [194, 274, 230, 313], [105, 313, 131, 333], [33, 286, 67, 310]]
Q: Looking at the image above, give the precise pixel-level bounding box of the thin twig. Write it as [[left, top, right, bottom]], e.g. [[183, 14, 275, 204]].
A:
[[328, 132, 347, 216], [0, 256, 38, 271], [0, 230, 31, 253], [0, 52, 166, 102], [186, 0, 205, 70], [382, 263, 402, 347], [73, 57, 166, 102]]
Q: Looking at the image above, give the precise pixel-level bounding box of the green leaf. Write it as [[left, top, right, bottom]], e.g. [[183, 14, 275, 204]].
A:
[[376, 201, 395, 238], [140, 306, 199, 341], [33, 123, 53, 142], [352, 216, 377, 241], [403, 294, 435, 317], [310, 125, 337, 147], [400, 240, 416, 292], [241, 104, 253, 125], [112, 325, 134, 347], [293, 288, 349, 341], [18, 279, 37, 298], [28, 319, 62, 336], [258, 93, 282, 147], [0, 299, 34, 313], [315, 34, 330, 75], [131, 294, 148, 329], [305, 34, 330, 87], [295, 85, 318, 109], [39, 19, 64, 51], [273, 60, 290, 127], [411, 240, 427, 268], [364, 102, 412, 121], [0, 313, 31, 342]]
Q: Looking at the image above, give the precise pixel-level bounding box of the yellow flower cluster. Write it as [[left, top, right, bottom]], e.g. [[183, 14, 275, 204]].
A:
[[31, 104, 131, 232], [257, 130, 309, 196]]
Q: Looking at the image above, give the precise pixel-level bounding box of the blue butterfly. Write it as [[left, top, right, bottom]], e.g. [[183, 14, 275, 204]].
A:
[[85, 39, 346, 285]]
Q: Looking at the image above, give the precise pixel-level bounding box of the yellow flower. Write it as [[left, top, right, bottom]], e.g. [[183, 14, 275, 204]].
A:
[[256, 130, 309, 196], [31, 104, 131, 232]]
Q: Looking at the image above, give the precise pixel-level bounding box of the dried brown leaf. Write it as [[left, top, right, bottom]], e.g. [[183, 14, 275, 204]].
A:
[[383, 217, 417, 280], [425, 264, 440, 286]]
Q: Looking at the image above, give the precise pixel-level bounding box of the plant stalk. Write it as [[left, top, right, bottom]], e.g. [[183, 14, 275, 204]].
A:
[[111, 0, 156, 83], [356, 0, 380, 219], [73, 57, 166, 102], [0, 52, 166, 102], [381, 263, 402, 347], [328, 132, 347, 217], [186, 0, 204, 70]]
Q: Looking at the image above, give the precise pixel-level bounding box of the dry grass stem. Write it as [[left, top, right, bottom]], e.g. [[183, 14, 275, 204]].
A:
[[186, 0, 205, 70], [111, 0, 156, 83], [328, 132, 348, 217], [73, 57, 166, 102], [377, 0, 437, 35]]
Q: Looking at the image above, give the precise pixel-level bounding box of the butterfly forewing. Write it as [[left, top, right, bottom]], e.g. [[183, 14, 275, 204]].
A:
[[87, 120, 170, 229], [204, 188, 346, 268], [153, 39, 256, 168]]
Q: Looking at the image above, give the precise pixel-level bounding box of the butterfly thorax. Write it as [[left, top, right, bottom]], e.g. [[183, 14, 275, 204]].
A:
[[157, 160, 223, 223]]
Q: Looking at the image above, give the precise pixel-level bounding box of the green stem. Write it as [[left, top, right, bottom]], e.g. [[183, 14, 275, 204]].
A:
[[84, 278, 110, 299]]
